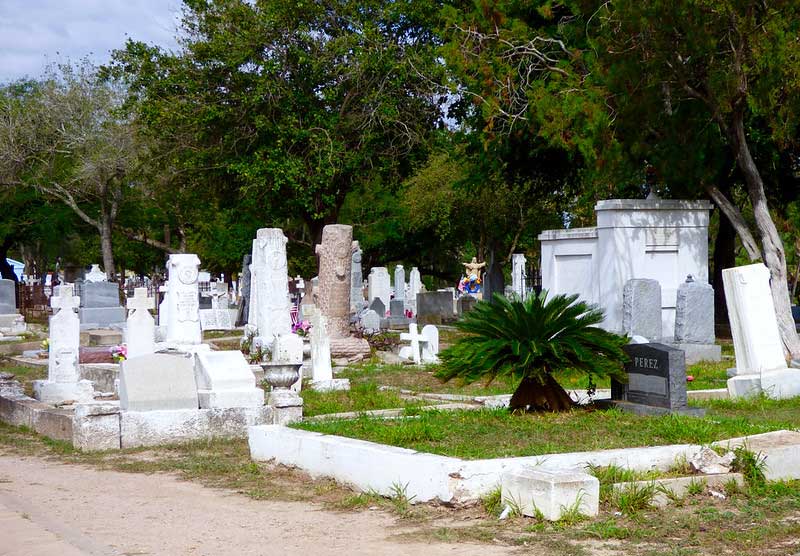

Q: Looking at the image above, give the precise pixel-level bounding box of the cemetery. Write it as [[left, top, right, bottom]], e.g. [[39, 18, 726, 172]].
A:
[[3, 1, 800, 554]]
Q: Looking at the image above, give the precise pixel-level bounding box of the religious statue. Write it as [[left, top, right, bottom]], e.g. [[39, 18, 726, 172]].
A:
[[462, 257, 486, 282]]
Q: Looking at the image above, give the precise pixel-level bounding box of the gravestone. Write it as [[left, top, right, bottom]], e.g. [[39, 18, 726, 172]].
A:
[[85, 264, 107, 282], [125, 287, 155, 359], [33, 285, 95, 404], [315, 224, 353, 338], [368, 267, 391, 309], [305, 305, 349, 391], [164, 253, 202, 345], [622, 279, 662, 341], [194, 351, 264, 409], [360, 309, 381, 334], [416, 291, 456, 325], [610, 342, 702, 416], [420, 325, 439, 363], [79, 281, 126, 329], [388, 298, 408, 329], [199, 282, 233, 331], [249, 229, 292, 346], [119, 352, 198, 411], [511, 254, 527, 300], [457, 295, 477, 316], [394, 264, 406, 303], [350, 241, 364, 312], [368, 297, 386, 318], [0, 279, 16, 314], [236, 253, 252, 326], [407, 267, 422, 314], [671, 276, 721, 364], [724, 264, 800, 398], [399, 323, 439, 364]]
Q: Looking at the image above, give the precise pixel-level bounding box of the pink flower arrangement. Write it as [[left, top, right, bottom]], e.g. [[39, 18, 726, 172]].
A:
[[292, 320, 311, 337], [109, 344, 127, 363]]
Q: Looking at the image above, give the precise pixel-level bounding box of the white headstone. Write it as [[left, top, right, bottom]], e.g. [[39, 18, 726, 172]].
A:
[[724, 264, 800, 399], [33, 285, 95, 403], [194, 351, 264, 409], [368, 267, 391, 309], [360, 309, 381, 333], [305, 306, 333, 383], [250, 228, 292, 346], [125, 287, 155, 359], [119, 353, 198, 411], [164, 254, 202, 345], [408, 267, 422, 314], [511, 254, 527, 300], [85, 264, 107, 283], [394, 265, 406, 302], [420, 324, 439, 363]]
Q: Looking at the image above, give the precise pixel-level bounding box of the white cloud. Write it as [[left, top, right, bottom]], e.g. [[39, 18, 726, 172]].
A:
[[0, 0, 183, 82]]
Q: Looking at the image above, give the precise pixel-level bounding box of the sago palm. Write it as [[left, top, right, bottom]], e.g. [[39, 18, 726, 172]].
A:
[[436, 292, 628, 411]]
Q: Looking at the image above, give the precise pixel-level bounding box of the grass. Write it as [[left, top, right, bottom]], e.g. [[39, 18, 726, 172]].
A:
[[300, 380, 425, 417], [294, 397, 800, 459]]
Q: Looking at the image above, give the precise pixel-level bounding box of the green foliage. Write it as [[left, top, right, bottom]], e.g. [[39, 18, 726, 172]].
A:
[[611, 482, 655, 516], [481, 486, 503, 517], [436, 292, 628, 388], [731, 446, 768, 490]]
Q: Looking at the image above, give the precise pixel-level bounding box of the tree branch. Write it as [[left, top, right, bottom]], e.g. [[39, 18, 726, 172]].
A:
[[704, 184, 760, 261]]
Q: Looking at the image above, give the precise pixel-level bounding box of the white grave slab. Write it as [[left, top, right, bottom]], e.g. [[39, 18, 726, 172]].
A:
[[119, 353, 199, 411], [195, 351, 264, 409], [125, 287, 155, 359]]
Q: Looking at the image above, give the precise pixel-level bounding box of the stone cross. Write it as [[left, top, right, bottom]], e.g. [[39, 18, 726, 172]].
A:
[[400, 323, 425, 364], [51, 285, 80, 313], [126, 287, 156, 359], [315, 224, 353, 338]]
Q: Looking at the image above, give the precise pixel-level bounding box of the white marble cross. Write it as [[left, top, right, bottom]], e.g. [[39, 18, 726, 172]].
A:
[[127, 287, 155, 313], [400, 323, 425, 364], [51, 286, 80, 312]]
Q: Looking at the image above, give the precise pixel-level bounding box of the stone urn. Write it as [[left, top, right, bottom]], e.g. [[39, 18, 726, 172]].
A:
[[260, 362, 302, 390]]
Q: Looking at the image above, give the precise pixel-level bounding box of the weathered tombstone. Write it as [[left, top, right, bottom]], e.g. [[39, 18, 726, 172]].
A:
[[194, 351, 264, 409], [368, 297, 386, 318], [368, 267, 391, 310], [610, 343, 702, 416], [199, 282, 233, 331], [360, 309, 381, 333], [622, 279, 662, 341], [394, 264, 406, 303], [671, 276, 721, 364], [724, 264, 800, 398], [85, 264, 107, 282], [33, 286, 94, 403], [249, 229, 292, 346], [420, 324, 439, 363], [350, 241, 364, 312], [119, 352, 198, 411], [164, 254, 202, 345], [388, 298, 408, 328], [305, 306, 350, 391], [407, 267, 422, 314], [125, 287, 155, 359], [315, 224, 353, 338], [457, 295, 477, 316], [79, 281, 126, 329], [0, 279, 16, 314], [236, 253, 252, 326], [417, 291, 456, 325], [511, 254, 527, 300]]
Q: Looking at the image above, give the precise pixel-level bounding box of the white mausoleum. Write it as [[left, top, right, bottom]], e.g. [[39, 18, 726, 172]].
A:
[[538, 199, 711, 338]]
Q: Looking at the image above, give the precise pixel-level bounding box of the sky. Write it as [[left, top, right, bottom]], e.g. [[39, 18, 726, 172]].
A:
[[0, 0, 183, 83]]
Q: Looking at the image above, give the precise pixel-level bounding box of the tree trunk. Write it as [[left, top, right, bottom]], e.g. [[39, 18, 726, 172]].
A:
[[731, 116, 800, 359], [0, 237, 18, 282], [99, 218, 116, 281], [509, 374, 575, 412]]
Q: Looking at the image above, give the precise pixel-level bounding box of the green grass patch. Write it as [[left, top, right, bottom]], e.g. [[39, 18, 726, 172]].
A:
[[294, 398, 800, 459], [300, 380, 426, 417]]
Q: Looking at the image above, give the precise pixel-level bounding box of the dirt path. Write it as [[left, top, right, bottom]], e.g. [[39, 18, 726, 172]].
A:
[[0, 453, 516, 556]]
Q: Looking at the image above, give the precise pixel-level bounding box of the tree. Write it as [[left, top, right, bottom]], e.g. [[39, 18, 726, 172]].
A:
[[114, 0, 445, 244], [436, 292, 628, 411], [590, 0, 800, 358], [0, 63, 143, 278]]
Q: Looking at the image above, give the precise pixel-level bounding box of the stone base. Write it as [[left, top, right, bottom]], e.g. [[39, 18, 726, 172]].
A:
[[268, 389, 303, 425], [329, 337, 371, 359], [310, 378, 351, 392], [728, 368, 800, 400], [79, 363, 119, 393], [198, 388, 265, 409], [501, 467, 599, 521], [32, 379, 95, 404], [87, 329, 123, 346], [0, 313, 26, 335], [599, 399, 706, 417], [669, 342, 722, 365], [79, 306, 126, 330]]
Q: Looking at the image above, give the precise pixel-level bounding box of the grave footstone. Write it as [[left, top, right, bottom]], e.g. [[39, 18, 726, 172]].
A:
[[119, 352, 198, 411], [610, 342, 703, 416], [194, 351, 264, 409], [622, 279, 662, 340]]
